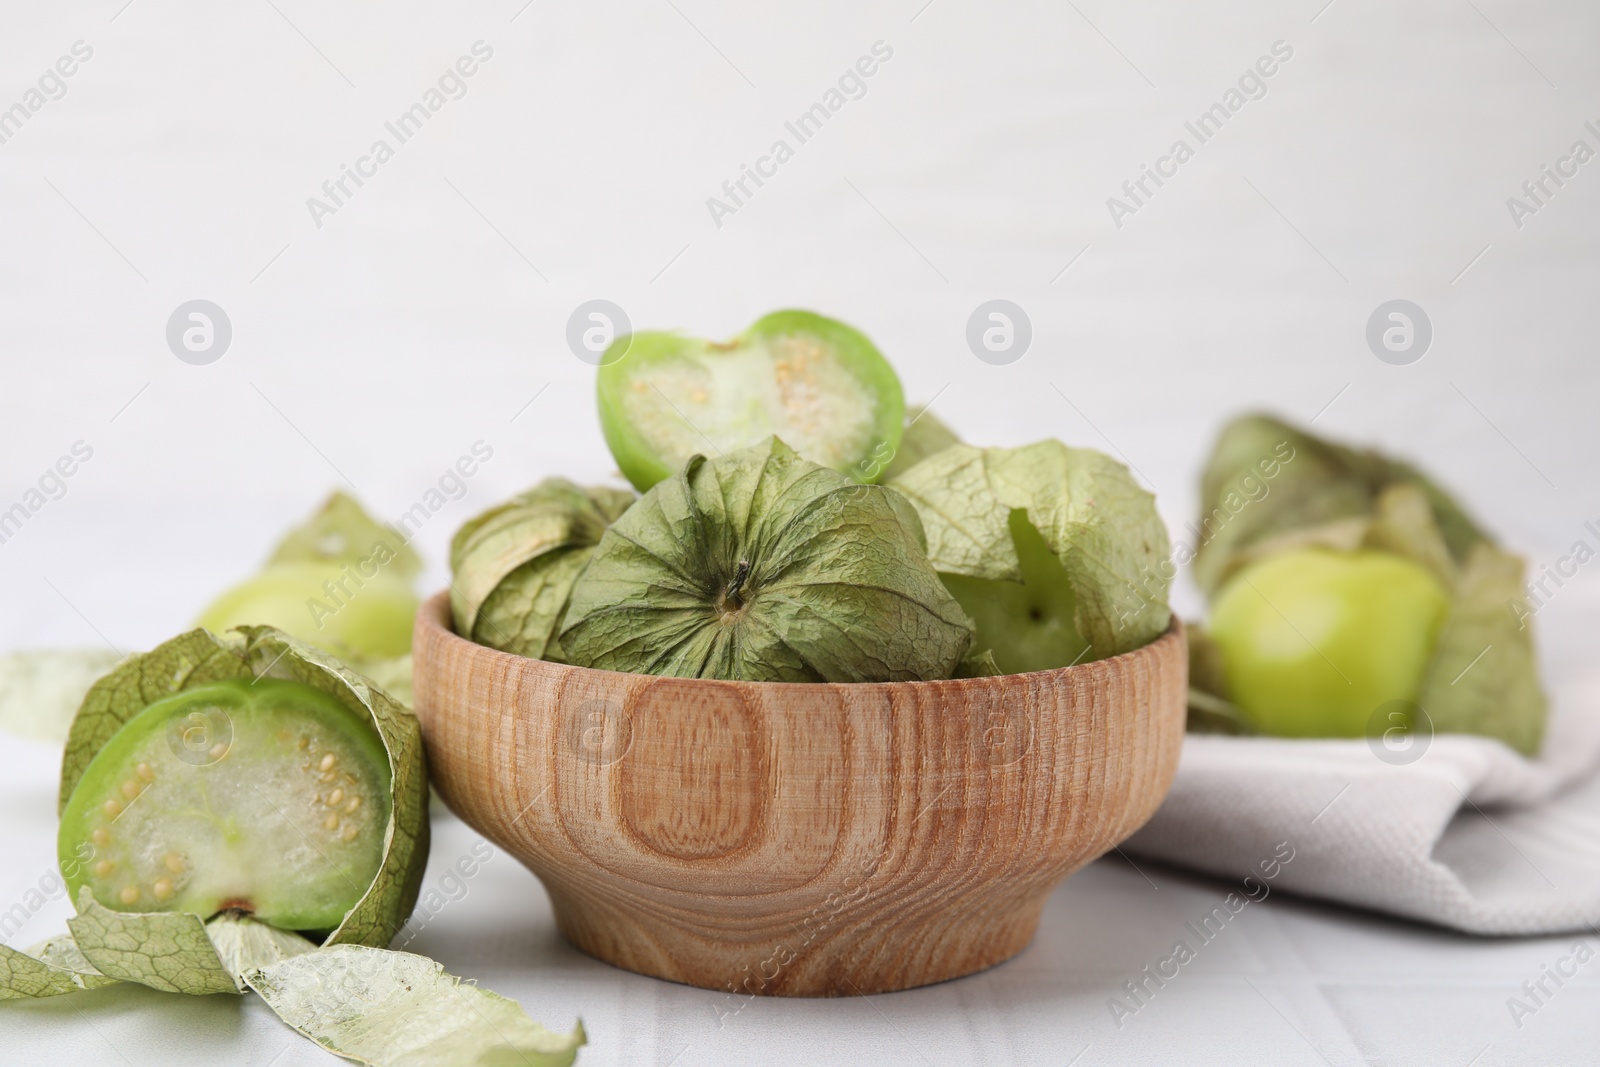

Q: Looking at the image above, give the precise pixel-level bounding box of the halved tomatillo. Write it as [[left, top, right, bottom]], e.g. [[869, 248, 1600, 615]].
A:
[[57, 627, 428, 948], [58, 678, 391, 932], [596, 310, 905, 491]]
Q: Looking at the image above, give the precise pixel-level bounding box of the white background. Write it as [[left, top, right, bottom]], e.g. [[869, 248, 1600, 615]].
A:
[[1, 0, 1597, 1063]]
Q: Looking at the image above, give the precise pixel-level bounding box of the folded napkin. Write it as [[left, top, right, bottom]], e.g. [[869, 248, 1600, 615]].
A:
[[1125, 577, 1600, 936]]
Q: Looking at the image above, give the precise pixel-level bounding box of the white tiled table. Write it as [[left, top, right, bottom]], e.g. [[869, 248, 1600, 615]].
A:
[[3, 734, 1595, 1066]]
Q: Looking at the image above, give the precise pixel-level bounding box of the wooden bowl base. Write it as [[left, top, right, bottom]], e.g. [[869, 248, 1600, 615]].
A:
[[413, 594, 1186, 998], [538, 873, 1054, 996]]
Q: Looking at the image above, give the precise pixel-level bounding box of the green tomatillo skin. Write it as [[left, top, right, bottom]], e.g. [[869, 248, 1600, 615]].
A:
[[596, 310, 905, 492], [1208, 548, 1451, 738], [198, 562, 418, 660], [58, 678, 392, 932], [940, 510, 1091, 675]]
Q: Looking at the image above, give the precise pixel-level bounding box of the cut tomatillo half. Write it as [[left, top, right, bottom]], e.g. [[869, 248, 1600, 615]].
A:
[[58, 679, 391, 931], [57, 627, 428, 947], [596, 310, 905, 492]]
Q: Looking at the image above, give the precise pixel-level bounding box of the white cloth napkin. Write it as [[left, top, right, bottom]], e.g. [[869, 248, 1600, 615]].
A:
[[1125, 576, 1600, 936]]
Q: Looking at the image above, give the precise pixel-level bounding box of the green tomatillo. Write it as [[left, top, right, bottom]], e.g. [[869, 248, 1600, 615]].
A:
[[1190, 415, 1547, 755], [596, 310, 905, 492], [197, 493, 421, 662], [889, 439, 1173, 672], [57, 627, 428, 946], [449, 478, 635, 661], [939, 510, 1092, 675], [198, 563, 417, 661], [560, 437, 974, 682], [1207, 547, 1451, 738]]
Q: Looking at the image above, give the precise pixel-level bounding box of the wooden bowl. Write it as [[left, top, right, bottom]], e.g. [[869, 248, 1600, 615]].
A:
[[412, 592, 1186, 996]]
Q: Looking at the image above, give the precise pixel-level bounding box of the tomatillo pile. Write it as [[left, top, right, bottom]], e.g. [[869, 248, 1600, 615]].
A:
[[454, 309, 1174, 682], [1186, 414, 1547, 755]]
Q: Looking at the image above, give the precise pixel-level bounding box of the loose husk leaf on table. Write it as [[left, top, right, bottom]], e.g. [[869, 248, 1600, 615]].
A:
[[67, 888, 240, 995], [0, 933, 118, 1000], [248, 946, 586, 1067]]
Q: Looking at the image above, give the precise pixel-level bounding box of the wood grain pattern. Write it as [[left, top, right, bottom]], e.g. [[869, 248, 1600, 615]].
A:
[[412, 592, 1187, 996]]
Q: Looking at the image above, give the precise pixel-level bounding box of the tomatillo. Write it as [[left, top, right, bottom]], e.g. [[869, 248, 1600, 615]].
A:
[[940, 510, 1091, 675], [58, 678, 392, 932], [1208, 548, 1450, 738], [596, 309, 904, 492], [198, 562, 417, 659]]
